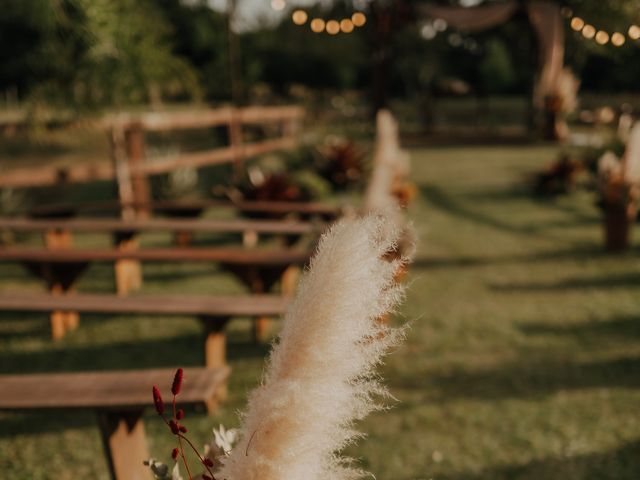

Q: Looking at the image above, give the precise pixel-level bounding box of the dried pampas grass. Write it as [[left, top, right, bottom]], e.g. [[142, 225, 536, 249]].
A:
[[219, 214, 412, 480]]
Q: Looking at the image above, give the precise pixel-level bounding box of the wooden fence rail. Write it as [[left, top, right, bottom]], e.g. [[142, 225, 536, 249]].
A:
[[0, 105, 304, 192]]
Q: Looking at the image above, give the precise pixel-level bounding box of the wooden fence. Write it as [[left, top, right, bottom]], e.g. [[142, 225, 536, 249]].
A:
[[0, 106, 304, 197]]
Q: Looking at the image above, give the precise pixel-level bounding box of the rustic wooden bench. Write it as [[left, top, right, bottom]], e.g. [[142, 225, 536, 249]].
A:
[[28, 198, 342, 221], [0, 367, 229, 480], [0, 246, 309, 340], [0, 293, 286, 367], [0, 216, 320, 236]]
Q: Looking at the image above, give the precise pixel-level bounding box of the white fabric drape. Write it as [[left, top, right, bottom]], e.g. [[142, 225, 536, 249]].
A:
[[527, 1, 565, 107], [418, 1, 564, 108]]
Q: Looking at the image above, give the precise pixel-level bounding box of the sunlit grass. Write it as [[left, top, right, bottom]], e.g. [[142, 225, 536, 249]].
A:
[[1, 143, 639, 479]]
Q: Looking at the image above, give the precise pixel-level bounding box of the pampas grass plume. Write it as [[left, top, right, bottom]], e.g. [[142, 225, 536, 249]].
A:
[[219, 214, 412, 480]]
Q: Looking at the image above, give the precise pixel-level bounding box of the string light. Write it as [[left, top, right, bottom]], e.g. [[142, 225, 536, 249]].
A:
[[582, 24, 596, 39], [595, 30, 610, 45], [293, 9, 366, 36], [292, 10, 308, 25], [270, 0, 285, 11], [326, 20, 340, 35], [340, 19, 355, 33], [310, 18, 325, 33], [570, 17, 585, 31], [352, 12, 366, 27], [569, 14, 640, 47], [611, 32, 625, 46], [433, 18, 447, 32]]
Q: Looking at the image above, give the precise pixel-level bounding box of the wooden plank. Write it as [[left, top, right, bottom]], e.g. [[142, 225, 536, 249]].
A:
[[0, 162, 115, 189], [27, 198, 340, 217], [0, 367, 229, 410], [120, 106, 303, 132], [135, 137, 297, 176], [0, 217, 321, 235], [0, 293, 287, 316], [0, 247, 312, 265]]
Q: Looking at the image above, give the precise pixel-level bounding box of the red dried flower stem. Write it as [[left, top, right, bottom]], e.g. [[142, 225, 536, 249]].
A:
[[172, 368, 183, 395], [177, 432, 217, 480], [172, 394, 193, 480]]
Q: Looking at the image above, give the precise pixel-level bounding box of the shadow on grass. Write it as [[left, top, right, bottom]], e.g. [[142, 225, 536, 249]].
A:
[[520, 315, 640, 340], [409, 355, 640, 401], [0, 410, 97, 439], [0, 319, 271, 375], [490, 272, 640, 292], [442, 439, 640, 480], [412, 245, 607, 270], [420, 184, 600, 238]]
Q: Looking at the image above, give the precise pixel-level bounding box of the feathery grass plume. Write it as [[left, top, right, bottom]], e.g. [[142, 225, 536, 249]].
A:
[[364, 109, 411, 213], [364, 110, 415, 257], [218, 214, 412, 480]]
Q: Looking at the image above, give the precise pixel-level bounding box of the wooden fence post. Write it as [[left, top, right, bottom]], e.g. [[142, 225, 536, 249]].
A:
[[110, 123, 143, 294], [229, 108, 244, 182], [124, 123, 151, 218]]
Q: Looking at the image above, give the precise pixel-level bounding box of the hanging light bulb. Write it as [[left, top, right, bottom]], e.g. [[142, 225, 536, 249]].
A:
[[582, 25, 596, 39], [340, 18, 354, 33], [326, 20, 340, 35], [310, 18, 326, 33], [570, 17, 585, 31], [629, 25, 640, 40], [292, 10, 308, 25], [595, 30, 610, 44], [611, 32, 625, 46], [352, 12, 366, 27], [270, 0, 285, 11]]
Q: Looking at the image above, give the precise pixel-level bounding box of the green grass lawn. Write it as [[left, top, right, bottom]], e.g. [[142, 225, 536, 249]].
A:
[[1, 143, 640, 479]]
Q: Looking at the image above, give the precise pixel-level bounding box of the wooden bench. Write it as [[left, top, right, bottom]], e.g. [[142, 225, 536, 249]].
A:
[[0, 216, 320, 236], [0, 293, 286, 367], [0, 246, 309, 340], [0, 367, 229, 480], [28, 198, 342, 221]]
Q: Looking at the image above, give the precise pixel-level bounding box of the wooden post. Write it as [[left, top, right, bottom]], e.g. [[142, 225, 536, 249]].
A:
[[124, 123, 151, 219], [229, 109, 244, 181], [44, 229, 79, 339], [281, 265, 300, 297], [242, 229, 258, 248], [97, 410, 151, 480], [200, 317, 229, 400], [110, 124, 143, 292], [114, 232, 142, 296]]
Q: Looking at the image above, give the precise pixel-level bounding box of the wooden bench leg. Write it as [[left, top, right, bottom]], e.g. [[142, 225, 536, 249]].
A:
[[281, 265, 300, 297], [253, 317, 269, 343], [200, 317, 230, 401], [42, 263, 87, 340], [242, 229, 258, 248], [114, 233, 142, 296], [42, 229, 81, 339], [97, 410, 151, 480]]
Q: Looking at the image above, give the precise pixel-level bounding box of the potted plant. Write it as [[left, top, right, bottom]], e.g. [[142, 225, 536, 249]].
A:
[[597, 152, 639, 251]]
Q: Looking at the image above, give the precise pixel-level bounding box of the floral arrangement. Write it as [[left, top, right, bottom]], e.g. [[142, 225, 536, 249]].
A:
[[552, 68, 580, 116], [597, 151, 639, 213], [533, 154, 585, 195], [147, 213, 413, 480], [316, 136, 367, 190]]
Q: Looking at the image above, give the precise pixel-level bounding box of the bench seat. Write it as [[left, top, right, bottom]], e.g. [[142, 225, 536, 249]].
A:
[[0, 293, 287, 367], [0, 367, 229, 480], [0, 246, 311, 265]]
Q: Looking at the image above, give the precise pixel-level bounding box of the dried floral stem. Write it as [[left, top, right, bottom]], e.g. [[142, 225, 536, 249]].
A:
[[219, 214, 412, 480]]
